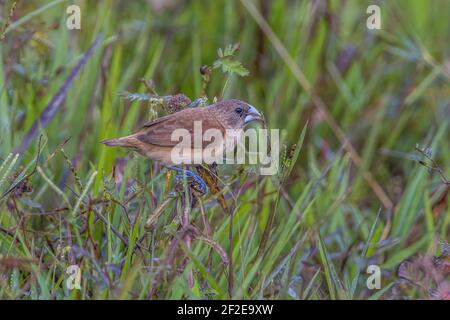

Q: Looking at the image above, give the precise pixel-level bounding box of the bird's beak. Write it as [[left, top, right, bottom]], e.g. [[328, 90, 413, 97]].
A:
[[244, 105, 263, 124]]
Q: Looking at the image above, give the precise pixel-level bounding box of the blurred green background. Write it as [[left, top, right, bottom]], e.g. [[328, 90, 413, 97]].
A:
[[0, 0, 449, 299]]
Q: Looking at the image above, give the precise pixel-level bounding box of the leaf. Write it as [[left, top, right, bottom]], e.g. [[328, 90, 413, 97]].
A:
[[119, 91, 170, 102], [382, 235, 430, 269], [213, 44, 249, 77], [280, 122, 308, 182], [317, 232, 348, 299], [14, 33, 103, 154], [213, 57, 249, 76], [368, 282, 395, 300], [350, 208, 381, 298], [178, 240, 226, 298]]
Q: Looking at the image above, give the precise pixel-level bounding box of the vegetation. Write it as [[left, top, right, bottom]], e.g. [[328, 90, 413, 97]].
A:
[[0, 0, 449, 300]]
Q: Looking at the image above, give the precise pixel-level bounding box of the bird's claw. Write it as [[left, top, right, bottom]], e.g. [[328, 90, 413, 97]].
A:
[[170, 167, 208, 195]]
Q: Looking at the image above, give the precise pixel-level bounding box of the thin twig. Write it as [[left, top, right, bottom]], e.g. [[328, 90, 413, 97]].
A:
[[415, 145, 450, 185]]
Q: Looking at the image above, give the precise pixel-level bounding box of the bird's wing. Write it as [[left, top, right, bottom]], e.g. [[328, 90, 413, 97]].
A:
[[135, 108, 225, 148]]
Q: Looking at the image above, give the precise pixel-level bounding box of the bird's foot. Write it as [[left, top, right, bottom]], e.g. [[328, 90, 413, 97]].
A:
[[169, 167, 208, 195]]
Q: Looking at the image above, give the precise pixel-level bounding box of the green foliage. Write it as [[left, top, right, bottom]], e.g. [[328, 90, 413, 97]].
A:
[[213, 44, 249, 77], [0, 0, 449, 300]]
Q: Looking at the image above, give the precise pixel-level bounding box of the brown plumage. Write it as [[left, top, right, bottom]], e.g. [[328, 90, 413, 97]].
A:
[[101, 99, 262, 166]]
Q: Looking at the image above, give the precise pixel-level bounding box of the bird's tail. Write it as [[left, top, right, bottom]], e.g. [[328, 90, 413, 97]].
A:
[[100, 136, 135, 148]]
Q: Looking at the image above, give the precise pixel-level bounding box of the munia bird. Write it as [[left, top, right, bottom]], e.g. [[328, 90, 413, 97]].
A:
[[101, 99, 263, 193]]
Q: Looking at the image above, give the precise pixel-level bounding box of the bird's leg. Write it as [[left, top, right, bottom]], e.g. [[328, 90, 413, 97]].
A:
[[169, 166, 208, 195]]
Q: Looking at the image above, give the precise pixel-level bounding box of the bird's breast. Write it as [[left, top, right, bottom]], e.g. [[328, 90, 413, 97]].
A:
[[223, 129, 242, 151]]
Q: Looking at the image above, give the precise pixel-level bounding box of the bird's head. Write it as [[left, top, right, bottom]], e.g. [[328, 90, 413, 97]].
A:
[[209, 99, 264, 129]]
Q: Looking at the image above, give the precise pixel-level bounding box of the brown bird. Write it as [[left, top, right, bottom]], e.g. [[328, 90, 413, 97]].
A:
[[101, 99, 263, 192]]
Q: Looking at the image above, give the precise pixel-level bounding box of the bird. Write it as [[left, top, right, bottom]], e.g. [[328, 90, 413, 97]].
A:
[[101, 99, 263, 193]]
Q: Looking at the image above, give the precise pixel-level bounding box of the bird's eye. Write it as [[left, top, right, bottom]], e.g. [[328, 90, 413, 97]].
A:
[[235, 107, 243, 115]]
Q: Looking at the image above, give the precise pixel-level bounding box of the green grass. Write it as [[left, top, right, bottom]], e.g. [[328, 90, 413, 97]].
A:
[[0, 0, 449, 300]]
